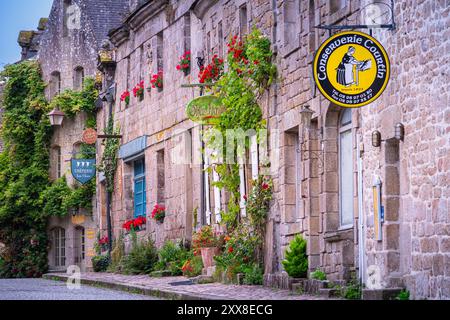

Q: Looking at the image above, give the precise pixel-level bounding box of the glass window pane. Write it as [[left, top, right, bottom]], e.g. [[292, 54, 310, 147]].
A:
[[340, 129, 353, 226], [340, 108, 352, 127]]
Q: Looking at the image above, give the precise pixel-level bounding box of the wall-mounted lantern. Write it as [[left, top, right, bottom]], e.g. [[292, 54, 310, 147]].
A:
[[372, 130, 381, 147], [48, 108, 65, 126], [300, 105, 314, 127], [394, 123, 405, 141]]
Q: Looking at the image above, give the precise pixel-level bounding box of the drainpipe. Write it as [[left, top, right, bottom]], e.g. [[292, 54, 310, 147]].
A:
[[105, 85, 115, 255], [196, 56, 206, 227], [357, 133, 365, 284]]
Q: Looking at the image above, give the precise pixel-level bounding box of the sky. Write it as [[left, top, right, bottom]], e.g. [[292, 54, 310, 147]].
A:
[[0, 0, 53, 70]]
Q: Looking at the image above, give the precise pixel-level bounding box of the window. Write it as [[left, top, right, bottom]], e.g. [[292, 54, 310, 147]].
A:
[[52, 146, 62, 180], [339, 109, 353, 227], [330, 0, 346, 14], [63, 0, 71, 37], [52, 228, 66, 267], [308, 0, 316, 54], [73, 66, 84, 90], [74, 227, 85, 264], [183, 14, 191, 73], [133, 158, 146, 218], [218, 21, 224, 58], [282, 0, 300, 51], [50, 71, 61, 98], [239, 4, 248, 36], [156, 150, 165, 204]]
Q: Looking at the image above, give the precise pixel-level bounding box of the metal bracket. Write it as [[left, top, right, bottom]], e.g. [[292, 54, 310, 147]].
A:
[[315, 0, 395, 34]]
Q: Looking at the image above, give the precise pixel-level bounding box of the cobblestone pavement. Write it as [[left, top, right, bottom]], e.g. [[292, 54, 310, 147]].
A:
[[44, 272, 323, 300], [0, 278, 159, 300]]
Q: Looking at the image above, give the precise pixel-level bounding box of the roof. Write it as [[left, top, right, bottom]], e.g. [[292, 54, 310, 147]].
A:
[[81, 0, 130, 45]]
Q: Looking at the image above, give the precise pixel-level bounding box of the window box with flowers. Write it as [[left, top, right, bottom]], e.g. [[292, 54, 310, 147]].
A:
[[176, 51, 191, 76], [192, 226, 221, 270], [150, 71, 163, 92], [122, 216, 147, 233], [120, 90, 130, 106], [132, 81, 145, 101], [151, 204, 166, 224]]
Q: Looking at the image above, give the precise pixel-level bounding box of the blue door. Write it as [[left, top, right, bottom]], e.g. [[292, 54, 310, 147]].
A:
[[134, 159, 146, 218]]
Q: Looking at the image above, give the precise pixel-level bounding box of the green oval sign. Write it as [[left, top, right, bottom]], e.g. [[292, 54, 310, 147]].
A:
[[186, 95, 227, 125]]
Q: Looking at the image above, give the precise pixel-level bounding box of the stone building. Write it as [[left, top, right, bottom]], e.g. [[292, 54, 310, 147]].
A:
[[26, 0, 129, 272], [95, 0, 449, 299]]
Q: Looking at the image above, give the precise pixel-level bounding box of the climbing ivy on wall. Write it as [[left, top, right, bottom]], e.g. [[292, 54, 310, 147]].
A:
[[0, 61, 52, 278], [40, 78, 99, 217], [207, 28, 277, 230], [98, 116, 121, 193]]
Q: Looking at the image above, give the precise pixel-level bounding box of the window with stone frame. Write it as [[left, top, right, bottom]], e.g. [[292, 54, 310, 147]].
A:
[[239, 4, 248, 37], [218, 20, 224, 58], [308, 0, 316, 55], [156, 149, 166, 205], [51, 227, 66, 267], [63, 0, 72, 37], [73, 66, 84, 90], [282, 0, 301, 56], [133, 158, 146, 218], [183, 13, 192, 74], [338, 108, 354, 227], [51, 145, 62, 180], [330, 0, 346, 14], [50, 71, 61, 98]]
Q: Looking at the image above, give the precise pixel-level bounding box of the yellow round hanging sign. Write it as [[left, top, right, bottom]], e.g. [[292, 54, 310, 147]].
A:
[[313, 31, 390, 108]]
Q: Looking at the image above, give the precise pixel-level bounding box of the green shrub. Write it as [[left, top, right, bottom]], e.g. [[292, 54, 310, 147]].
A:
[[92, 255, 110, 272], [242, 263, 264, 285], [154, 241, 189, 276], [108, 234, 125, 273], [282, 235, 308, 278], [311, 268, 327, 281], [343, 276, 362, 300], [396, 289, 410, 300], [122, 237, 158, 275], [181, 255, 204, 278]]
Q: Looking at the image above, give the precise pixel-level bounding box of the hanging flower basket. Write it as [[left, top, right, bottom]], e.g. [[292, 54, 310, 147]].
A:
[[151, 204, 166, 224]]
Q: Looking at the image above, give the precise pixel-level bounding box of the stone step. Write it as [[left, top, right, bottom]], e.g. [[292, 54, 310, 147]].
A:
[[319, 288, 341, 298], [362, 288, 404, 300]]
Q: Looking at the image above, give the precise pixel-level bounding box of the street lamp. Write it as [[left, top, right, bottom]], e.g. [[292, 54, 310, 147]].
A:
[[300, 105, 314, 127], [48, 108, 65, 126]]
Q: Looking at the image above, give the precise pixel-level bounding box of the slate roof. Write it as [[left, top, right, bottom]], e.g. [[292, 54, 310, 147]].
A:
[[80, 0, 130, 45]]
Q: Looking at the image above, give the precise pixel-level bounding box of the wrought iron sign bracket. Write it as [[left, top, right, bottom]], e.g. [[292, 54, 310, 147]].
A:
[[315, 0, 396, 36]]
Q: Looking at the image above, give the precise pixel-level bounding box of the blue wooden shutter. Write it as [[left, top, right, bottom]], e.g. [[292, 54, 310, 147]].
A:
[[134, 159, 146, 218]]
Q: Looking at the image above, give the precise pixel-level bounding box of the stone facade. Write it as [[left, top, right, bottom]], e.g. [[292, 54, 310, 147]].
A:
[[23, 0, 129, 272], [94, 0, 450, 299]]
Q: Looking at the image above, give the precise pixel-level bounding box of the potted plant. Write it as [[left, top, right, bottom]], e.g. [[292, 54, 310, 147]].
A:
[[176, 51, 191, 76], [132, 80, 145, 101], [198, 54, 224, 84], [151, 204, 166, 224], [192, 226, 220, 270], [150, 70, 163, 92], [120, 90, 130, 106]]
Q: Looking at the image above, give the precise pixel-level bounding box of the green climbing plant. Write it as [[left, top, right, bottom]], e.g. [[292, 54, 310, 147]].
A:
[[98, 116, 120, 193], [0, 61, 52, 278]]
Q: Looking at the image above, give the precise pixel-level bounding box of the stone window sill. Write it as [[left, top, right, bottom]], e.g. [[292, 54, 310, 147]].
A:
[[323, 227, 353, 243]]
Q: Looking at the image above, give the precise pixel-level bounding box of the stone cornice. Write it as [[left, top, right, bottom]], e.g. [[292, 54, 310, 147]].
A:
[[192, 0, 218, 20], [108, 25, 130, 47], [126, 0, 169, 31]]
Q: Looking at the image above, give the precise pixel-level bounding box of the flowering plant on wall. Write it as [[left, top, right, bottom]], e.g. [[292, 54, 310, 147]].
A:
[[120, 90, 130, 105], [151, 204, 166, 223], [176, 51, 191, 74], [122, 216, 147, 232], [132, 81, 145, 99], [150, 70, 163, 90], [198, 55, 224, 84]]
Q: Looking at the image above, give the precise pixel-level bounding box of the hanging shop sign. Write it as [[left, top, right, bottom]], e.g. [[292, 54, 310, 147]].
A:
[[82, 128, 98, 145], [313, 31, 390, 108], [71, 158, 96, 184], [186, 95, 227, 125]]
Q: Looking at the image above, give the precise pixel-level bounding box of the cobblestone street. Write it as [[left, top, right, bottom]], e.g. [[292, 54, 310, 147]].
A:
[[0, 278, 159, 300], [44, 273, 323, 300]]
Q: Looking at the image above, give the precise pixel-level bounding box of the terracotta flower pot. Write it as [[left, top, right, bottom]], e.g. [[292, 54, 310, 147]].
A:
[[200, 247, 220, 269]]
